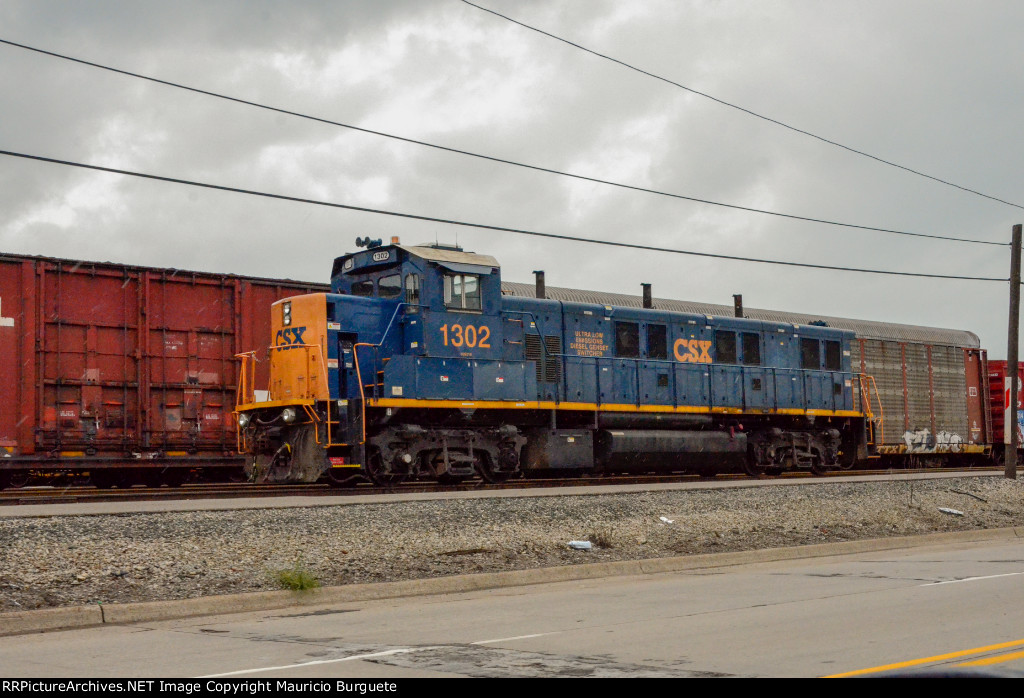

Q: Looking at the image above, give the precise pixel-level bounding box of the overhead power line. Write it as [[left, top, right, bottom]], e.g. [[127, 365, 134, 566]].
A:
[[0, 37, 1005, 248], [463, 0, 1024, 213], [0, 149, 1007, 282]]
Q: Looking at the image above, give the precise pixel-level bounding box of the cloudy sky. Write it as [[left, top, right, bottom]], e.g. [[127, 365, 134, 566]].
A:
[[2, 1, 1022, 355]]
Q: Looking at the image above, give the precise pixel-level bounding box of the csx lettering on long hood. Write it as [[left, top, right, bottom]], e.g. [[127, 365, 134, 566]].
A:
[[673, 338, 712, 363], [275, 326, 308, 345]]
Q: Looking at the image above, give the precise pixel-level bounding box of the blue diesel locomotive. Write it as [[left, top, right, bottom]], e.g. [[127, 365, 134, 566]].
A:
[[234, 239, 872, 484]]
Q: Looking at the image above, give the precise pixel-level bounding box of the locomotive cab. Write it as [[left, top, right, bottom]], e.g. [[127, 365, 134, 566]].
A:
[[235, 238, 514, 484]]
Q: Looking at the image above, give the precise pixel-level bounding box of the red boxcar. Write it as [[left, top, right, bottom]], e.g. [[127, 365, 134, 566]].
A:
[[987, 360, 1024, 446], [0, 253, 327, 487]]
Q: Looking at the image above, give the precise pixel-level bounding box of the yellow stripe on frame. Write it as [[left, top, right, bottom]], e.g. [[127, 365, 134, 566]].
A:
[[365, 397, 863, 419]]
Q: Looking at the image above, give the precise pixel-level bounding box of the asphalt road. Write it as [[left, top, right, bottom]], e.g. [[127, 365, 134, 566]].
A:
[[3, 533, 1024, 678]]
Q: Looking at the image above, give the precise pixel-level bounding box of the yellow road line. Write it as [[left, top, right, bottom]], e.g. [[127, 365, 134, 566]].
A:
[[957, 649, 1024, 667], [824, 638, 1024, 677]]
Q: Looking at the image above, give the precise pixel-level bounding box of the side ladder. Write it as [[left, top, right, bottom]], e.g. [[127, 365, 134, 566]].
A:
[[857, 374, 884, 458]]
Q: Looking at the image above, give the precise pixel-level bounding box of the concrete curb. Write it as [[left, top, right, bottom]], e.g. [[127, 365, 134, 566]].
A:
[[3, 526, 1021, 637]]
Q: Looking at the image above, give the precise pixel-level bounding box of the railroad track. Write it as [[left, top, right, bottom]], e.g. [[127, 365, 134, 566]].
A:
[[0, 466, 1000, 506]]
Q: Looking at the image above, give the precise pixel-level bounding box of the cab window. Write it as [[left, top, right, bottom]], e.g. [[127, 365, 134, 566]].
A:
[[405, 274, 420, 306], [444, 273, 481, 310], [378, 274, 402, 299], [351, 279, 374, 297]]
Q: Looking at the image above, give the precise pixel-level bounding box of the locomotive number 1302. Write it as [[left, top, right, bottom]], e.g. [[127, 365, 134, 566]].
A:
[[439, 323, 491, 348]]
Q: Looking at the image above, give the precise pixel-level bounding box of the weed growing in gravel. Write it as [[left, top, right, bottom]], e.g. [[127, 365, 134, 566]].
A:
[[274, 561, 320, 591], [588, 529, 615, 549]]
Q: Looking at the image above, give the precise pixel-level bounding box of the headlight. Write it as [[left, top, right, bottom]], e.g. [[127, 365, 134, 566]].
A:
[[281, 407, 297, 423], [237, 413, 250, 428]]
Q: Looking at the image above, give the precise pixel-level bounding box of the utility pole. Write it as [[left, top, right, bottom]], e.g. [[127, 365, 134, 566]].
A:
[[1006, 224, 1021, 479]]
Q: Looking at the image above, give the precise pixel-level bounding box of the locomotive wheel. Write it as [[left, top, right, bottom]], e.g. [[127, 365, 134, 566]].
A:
[[809, 451, 829, 476], [365, 449, 408, 486], [742, 454, 768, 478], [477, 453, 513, 483], [743, 463, 766, 478]]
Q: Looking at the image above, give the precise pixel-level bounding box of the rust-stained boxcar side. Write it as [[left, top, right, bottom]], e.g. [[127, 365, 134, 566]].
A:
[[0, 253, 327, 486]]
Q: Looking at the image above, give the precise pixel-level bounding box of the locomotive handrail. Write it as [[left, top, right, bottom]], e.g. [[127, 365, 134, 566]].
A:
[[233, 351, 256, 454], [234, 351, 257, 407], [351, 303, 416, 443], [857, 373, 884, 446], [560, 353, 855, 414], [378, 303, 408, 349], [357, 302, 412, 396], [352, 342, 380, 444]]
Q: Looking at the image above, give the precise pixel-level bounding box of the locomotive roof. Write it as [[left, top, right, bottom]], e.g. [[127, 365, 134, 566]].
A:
[[499, 281, 981, 348], [399, 245, 500, 269]]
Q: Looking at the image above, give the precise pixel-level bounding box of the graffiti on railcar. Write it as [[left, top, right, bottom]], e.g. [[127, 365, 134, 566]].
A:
[[902, 428, 964, 453]]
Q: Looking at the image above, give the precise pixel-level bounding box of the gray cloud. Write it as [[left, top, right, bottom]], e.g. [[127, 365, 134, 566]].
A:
[[1, 0, 1021, 354]]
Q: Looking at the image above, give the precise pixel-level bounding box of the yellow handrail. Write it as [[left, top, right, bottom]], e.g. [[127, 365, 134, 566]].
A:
[[234, 343, 337, 449], [234, 351, 257, 406], [233, 351, 257, 453], [857, 374, 884, 446]]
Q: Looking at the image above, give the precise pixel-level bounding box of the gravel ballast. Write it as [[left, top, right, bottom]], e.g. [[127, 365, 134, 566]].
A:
[[1, 476, 1022, 612]]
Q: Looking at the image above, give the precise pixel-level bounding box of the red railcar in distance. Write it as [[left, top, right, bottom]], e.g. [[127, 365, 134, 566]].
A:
[[0, 253, 327, 488], [987, 360, 1024, 448]]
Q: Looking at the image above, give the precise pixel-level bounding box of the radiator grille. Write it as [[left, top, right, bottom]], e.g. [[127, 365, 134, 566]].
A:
[[525, 334, 562, 383], [544, 335, 562, 383]]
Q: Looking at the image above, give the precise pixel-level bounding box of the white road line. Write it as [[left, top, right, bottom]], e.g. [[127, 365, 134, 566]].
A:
[[471, 632, 558, 645], [197, 647, 435, 677], [922, 572, 1024, 586]]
